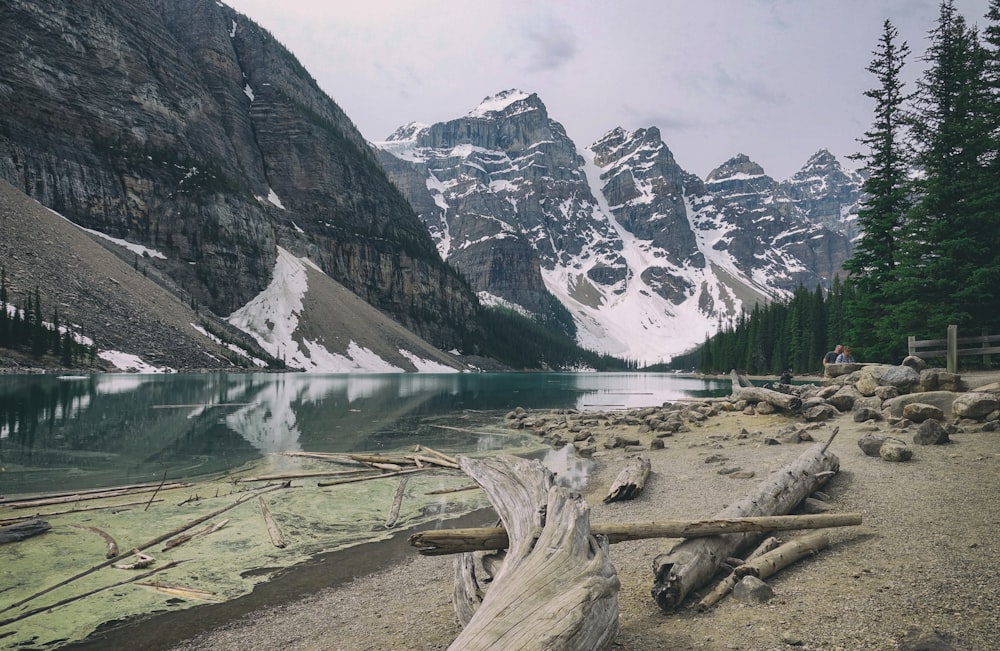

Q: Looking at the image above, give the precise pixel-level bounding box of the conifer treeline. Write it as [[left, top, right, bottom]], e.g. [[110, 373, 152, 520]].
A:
[[668, 280, 852, 375], [0, 270, 95, 367], [675, 0, 1000, 373]]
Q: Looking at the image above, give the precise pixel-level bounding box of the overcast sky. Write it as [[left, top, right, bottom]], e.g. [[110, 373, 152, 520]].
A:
[[224, 0, 991, 181]]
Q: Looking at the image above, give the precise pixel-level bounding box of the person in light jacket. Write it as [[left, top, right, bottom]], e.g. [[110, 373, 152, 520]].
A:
[[835, 346, 855, 364]]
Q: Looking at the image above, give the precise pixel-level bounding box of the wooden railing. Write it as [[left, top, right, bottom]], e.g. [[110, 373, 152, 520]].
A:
[[908, 325, 1000, 373]]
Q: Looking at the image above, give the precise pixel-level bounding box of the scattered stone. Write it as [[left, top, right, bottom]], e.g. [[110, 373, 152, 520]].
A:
[[952, 392, 1000, 420], [803, 404, 839, 422], [763, 437, 781, 445], [755, 402, 776, 415], [874, 385, 899, 400], [732, 575, 774, 604], [858, 433, 886, 457], [901, 355, 928, 372], [897, 626, 954, 651], [879, 438, 912, 462], [604, 435, 640, 449], [920, 368, 963, 392], [881, 365, 921, 392], [853, 407, 883, 423], [730, 470, 756, 479], [704, 454, 727, 464], [903, 403, 945, 424], [828, 385, 861, 411], [914, 419, 950, 445], [649, 438, 665, 450]]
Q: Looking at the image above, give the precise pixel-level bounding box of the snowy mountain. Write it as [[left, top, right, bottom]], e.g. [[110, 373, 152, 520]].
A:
[[376, 90, 857, 365]]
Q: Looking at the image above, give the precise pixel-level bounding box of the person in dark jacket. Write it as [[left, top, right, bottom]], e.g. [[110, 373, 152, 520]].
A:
[[823, 344, 842, 366]]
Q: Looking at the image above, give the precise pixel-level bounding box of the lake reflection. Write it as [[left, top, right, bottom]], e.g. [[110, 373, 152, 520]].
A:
[[0, 372, 729, 496]]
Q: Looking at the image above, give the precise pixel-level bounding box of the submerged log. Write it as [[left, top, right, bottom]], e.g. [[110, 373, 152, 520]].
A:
[[603, 455, 651, 503], [0, 519, 51, 544], [410, 512, 861, 556], [651, 428, 840, 612], [449, 454, 619, 651], [730, 370, 801, 412]]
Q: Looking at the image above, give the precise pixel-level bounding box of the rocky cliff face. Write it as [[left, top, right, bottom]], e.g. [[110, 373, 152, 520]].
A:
[[779, 149, 864, 240], [0, 0, 478, 355], [376, 92, 860, 363]]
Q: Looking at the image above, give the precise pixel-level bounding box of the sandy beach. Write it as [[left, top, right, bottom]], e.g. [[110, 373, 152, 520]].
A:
[[66, 374, 1000, 651]]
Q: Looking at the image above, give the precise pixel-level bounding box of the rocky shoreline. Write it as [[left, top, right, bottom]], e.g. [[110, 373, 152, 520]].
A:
[[74, 367, 1000, 651]]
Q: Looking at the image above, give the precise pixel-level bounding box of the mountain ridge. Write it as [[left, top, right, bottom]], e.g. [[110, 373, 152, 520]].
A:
[[375, 89, 859, 364]]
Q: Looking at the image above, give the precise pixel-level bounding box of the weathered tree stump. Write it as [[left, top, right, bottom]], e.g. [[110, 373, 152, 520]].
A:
[[604, 455, 651, 503], [651, 429, 840, 612], [449, 454, 620, 651]]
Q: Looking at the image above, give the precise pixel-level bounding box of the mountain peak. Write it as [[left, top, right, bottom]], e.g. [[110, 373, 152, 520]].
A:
[[706, 154, 767, 182], [467, 89, 542, 119], [383, 122, 430, 143]]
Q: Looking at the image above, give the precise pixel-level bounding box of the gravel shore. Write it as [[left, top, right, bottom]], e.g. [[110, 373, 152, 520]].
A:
[[99, 383, 1000, 651]]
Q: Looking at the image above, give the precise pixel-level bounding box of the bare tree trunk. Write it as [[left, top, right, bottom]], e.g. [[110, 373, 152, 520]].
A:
[[448, 454, 620, 651], [651, 429, 840, 612]]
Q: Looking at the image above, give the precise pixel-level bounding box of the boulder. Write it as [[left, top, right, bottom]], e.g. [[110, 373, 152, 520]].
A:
[[854, 373, 880, 397], [853, 396, 883, 412], [824, 362, 864, 378], [828, 386, 861, 411], [858, 433, 886, 456], [919, 368, 964, 392], [914, 419, 950, 445], [881, 366, 921, 392], [874, 385, 900, 401], [803, 404, 839, 422], [952, 392, 1000, 420], [902, 403, 945, 423], [901, 355, 928, 372], [732, 576, 774, 604], [879, 438, 913, 462], [884, 391, 957, 418], [854, 407, 883, 423]]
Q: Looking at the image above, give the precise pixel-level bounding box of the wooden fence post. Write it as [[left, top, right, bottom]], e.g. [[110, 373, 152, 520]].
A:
[[947, 325, 958, 373], [908, 335, 916, 357]]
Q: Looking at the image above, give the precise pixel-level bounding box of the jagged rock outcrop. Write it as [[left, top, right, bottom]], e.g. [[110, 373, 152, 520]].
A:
[[780, 149, 864, 240], [0, 0, 479, 358]]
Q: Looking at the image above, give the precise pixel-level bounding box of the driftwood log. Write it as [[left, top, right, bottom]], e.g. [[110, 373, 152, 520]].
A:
[[730, 370, 801, 412], [734, 529, 829, 580], [651, 428, 840, 612], [697, 535, 783, 611], [409, 512, 861, 555], [603, 455, 651, 503], [448, 454, 620, 651]]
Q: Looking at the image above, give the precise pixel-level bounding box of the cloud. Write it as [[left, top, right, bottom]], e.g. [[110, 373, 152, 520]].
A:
[[520, 18, 578, 72]]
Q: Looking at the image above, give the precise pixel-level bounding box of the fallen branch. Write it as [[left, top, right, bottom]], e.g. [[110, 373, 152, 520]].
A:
[[112, 551, 156, 570], [9, 484, 191, 509], [68, 524, 119, 558], [0, 481, 191, 506], [734, 530, 830, 580], [163, 519, 229, 551], [317, 467, 431, 487], [415, 444, 459, 466], [426, 483, 481, 495], [409, 513, 861, 556], [0, 499, 164, 524], [145, 468, 169, 511], [385, 476, 410, 528], [258, 497, 285, 548], [236, 468, 375, 483]]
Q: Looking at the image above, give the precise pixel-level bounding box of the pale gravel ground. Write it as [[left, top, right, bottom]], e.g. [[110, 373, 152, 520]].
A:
[[167, 386, 1000, 651]]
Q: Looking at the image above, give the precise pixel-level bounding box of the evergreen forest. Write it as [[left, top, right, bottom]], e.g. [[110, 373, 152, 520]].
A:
[[676, 0, 1000, 374]]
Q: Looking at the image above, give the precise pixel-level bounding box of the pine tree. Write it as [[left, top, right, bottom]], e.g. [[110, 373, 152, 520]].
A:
[[899, 0, 999, 338], [845, 19, 913, 360]]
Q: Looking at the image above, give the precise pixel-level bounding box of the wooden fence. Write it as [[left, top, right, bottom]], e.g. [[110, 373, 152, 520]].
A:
[[908, 325, 1000, 373]]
